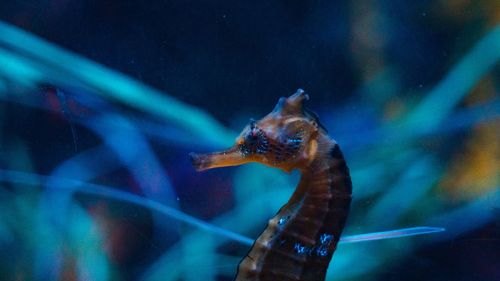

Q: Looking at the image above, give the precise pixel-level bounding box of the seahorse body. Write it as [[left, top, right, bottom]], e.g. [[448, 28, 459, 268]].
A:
[[190, 90, 352, 281]]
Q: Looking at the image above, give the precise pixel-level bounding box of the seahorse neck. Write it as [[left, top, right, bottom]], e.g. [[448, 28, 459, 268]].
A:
[[235, 136, 352, 281], [286, 136, 349, 210], [275, 138, 352, 280]]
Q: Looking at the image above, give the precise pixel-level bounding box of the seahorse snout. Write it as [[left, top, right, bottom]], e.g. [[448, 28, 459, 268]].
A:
[[189, 152, 210, 171]]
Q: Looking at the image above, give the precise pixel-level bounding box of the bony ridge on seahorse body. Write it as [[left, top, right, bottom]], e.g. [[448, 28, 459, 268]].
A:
[[190, 89, 352, 281]]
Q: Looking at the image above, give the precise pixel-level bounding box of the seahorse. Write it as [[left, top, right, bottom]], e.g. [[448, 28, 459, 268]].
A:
[[190, 89, 350, 281]]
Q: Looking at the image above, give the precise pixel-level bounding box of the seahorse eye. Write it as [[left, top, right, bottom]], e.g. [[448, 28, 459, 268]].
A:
[[239, 125, 269, 156]]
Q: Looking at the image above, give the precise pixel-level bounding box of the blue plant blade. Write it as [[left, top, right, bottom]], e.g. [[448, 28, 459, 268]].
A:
[[0, 168, 254, 246], [340, 226, 446, 244], [0, 20, 235, 147]]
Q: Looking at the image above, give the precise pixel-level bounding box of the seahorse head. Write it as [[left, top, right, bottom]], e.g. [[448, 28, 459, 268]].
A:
[[190, 89, 325, 172]]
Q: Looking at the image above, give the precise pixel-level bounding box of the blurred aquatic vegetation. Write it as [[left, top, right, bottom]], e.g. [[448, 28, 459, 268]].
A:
[[0, 6, 499, 281]]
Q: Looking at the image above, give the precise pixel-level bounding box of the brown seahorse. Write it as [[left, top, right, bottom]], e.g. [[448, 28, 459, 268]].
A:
[[190, 89, 352, 281]]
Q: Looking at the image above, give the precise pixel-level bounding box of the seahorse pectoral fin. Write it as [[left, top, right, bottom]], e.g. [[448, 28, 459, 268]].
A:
[[189, 147, 250, 171]]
